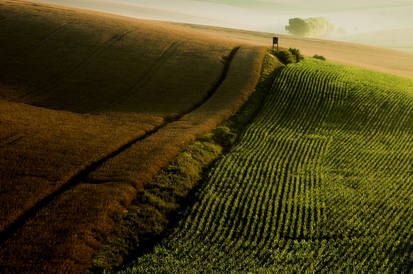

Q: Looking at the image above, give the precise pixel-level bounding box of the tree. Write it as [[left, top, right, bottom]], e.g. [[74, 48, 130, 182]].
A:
[[285, 17, 335, 37], [285, 18, 309, 36]]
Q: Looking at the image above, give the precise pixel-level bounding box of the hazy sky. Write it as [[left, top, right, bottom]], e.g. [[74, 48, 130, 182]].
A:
[[35, 0, 413, 33]]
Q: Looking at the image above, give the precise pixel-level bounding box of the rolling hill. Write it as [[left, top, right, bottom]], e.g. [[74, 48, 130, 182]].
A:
[[0, 0, 265, 272]]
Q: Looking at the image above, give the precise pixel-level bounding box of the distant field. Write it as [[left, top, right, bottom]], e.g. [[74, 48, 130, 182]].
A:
[[170, 23, 413, 79], [0, 0, 265, 272], [335, 28, 413, 54], [126, 57, 413, 272]]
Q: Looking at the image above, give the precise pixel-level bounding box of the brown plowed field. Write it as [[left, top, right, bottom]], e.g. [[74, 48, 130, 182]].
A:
[[0, 0, 265, 272]]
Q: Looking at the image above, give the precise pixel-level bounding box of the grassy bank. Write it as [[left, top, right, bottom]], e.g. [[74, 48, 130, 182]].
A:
[[89, 53, 283, 271]]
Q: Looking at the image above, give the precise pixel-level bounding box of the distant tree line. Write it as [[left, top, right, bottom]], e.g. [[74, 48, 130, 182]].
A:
[[285, 17, 334, 37]]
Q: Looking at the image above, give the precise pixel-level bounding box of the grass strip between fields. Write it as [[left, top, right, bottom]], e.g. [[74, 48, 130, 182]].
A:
[[89, 53, 283, 271]]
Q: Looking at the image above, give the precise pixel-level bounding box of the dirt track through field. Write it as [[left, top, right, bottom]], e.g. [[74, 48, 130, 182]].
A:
[[0, 46, 240, 246]]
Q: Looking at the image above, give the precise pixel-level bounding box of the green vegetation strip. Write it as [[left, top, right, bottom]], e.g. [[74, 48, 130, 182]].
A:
[[90, 53, 283, 271], [122, 59, 413, 272]]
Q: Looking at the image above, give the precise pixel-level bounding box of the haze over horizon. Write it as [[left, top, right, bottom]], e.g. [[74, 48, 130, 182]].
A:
[[34, 0, 413, 52]]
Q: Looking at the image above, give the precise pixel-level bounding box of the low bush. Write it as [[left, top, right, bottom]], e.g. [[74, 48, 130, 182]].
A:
[[289, 48, 304, 62], [273, 50, 295, 65], [211, 126, 237, 148], [272, 48, 304, 65], [313, 54, 326, 61]]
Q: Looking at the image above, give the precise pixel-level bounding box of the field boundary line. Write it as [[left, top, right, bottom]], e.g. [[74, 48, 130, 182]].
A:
[[0, 135, 24, 148], [32, 21, 74, 51]]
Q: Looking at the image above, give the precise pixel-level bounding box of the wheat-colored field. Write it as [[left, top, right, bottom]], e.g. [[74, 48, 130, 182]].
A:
[[0, 0, 265, 272]]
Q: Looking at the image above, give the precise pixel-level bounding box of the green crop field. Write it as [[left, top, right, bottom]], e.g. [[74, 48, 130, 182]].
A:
[[123, 58, 413, 272]]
